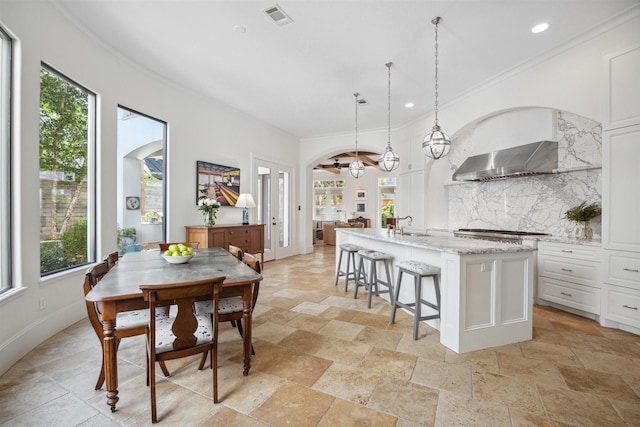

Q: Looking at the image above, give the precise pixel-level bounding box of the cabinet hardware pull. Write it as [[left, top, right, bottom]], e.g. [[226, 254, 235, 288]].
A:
[[560, 268, 573, 272], [622, 305, 638, 310], [623, 268, 639, 273], [561, 250, 573, 253], [560, 292, 573, 297]]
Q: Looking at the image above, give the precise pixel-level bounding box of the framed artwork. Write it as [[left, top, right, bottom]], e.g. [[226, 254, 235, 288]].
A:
[[355, 202, 366, 214], [355, 190, 367, 200], [196, 160, 240, 206]]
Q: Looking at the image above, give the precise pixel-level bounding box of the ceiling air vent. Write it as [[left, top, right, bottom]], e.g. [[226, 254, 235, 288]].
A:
[[264, 4, 294, 26]]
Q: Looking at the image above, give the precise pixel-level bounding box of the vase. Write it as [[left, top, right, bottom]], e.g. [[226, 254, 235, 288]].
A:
[[576, 221, 593, 240], [205, 212, 215, 227]]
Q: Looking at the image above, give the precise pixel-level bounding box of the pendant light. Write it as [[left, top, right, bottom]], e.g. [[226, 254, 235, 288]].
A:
[[379, 62, 400, 172], [349, 93, 365, 179], [422, 16, 451, 160]]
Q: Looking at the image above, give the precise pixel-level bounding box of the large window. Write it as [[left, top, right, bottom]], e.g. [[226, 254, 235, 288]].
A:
[[0, 26, 12, 292], [39, 65, 96, 275], [117, 106, 166, 253], [313, 179, 345, 221]]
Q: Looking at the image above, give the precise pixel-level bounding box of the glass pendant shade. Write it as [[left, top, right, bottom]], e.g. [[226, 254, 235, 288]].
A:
[[422, 124, 451, 159], [348, 160, 365, 178], [380, 61, 399, 172], [379, 146, 400, 171]]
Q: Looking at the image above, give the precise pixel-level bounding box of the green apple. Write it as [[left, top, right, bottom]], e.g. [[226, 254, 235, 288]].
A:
[[163, 250, 171, 256], [168, 244, 178, 252]]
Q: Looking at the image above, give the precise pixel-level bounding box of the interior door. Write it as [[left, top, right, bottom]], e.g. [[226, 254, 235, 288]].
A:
[[255, 159, 294, 261]]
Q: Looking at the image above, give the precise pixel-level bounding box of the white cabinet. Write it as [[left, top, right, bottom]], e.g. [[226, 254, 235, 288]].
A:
[[601, 44, 640, 335], [537, 241, 601, 316], [602, 124, 640, 252], [603, 44, 640, 131]]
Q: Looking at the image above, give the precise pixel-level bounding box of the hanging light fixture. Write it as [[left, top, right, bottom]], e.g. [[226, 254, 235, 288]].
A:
[[379, 62, 400, 172], [349, 93, 365, 179], [422, 16, 451, 160]]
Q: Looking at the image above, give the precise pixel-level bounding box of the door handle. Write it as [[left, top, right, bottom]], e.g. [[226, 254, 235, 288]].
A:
[[623, 268, 639, 273], [560, 268, 573, 272], [560, 292, 573, 297]]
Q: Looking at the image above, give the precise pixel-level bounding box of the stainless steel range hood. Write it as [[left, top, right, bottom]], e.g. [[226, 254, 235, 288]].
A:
[[452, 140, 558, 181]]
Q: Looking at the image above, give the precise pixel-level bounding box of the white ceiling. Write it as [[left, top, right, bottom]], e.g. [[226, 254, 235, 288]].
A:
[[54, 0, 639, 139]]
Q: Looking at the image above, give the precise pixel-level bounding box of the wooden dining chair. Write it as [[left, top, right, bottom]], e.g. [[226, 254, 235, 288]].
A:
[[83, 261, 171, 390], [140, 276, 225, 423], [197, 252, 261, 369], [103, 251, 119, 269], [228, 244, 244, 260]]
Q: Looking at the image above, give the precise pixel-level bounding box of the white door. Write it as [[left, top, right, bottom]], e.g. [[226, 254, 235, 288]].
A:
[[255, 159, 294, 261]]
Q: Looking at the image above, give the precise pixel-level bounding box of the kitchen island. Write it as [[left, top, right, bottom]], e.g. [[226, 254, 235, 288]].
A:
[[336, 228, 537, 353]]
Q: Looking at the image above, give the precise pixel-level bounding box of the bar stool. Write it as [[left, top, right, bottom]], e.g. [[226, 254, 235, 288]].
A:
[[390, 260, 441, 340], [354, 250, 394, 309], [335, 243, 364, 291]]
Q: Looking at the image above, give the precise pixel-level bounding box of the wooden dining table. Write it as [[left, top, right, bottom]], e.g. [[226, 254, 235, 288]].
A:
[[85, 247, 262, 412]]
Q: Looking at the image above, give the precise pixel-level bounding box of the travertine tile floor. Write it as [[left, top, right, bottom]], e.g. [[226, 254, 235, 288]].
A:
[[2, 245, 640, 426]]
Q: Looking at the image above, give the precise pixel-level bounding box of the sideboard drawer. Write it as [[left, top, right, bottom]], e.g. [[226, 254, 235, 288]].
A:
[[538, 276, 600, 314]]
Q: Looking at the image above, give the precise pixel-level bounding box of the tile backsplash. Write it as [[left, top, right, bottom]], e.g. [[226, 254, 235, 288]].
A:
[[447, 111, 602, 238]]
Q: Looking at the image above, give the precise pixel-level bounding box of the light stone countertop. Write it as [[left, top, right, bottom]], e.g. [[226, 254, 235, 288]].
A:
[[337, 228, 537, 255], [530, 235, 602, 246]]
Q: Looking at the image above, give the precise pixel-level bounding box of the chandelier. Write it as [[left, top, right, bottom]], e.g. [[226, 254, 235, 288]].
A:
[[348, 93, 365, 178], [379, 62, 400, 171], [422, 17, 451, 160]]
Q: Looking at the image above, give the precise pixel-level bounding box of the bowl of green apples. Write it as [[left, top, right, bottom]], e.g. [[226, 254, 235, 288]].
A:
[[161, 243, 195, 264]]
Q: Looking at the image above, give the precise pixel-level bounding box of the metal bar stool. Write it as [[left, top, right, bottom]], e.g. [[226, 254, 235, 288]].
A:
[[335, 243, 364, 292], [354, 250, 394, 309], [390, 260, 441, 340]]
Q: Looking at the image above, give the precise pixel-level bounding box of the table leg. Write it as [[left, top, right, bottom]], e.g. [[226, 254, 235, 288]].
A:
[[103, 318, 119, 411], [242, 284, 252, 376]]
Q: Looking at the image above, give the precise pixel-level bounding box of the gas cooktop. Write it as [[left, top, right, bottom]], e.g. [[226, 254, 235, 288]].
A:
[[455, 228, 550, 236]]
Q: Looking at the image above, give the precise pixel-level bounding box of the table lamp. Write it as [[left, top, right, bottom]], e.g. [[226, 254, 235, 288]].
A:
[[235, 193, 256, 225]]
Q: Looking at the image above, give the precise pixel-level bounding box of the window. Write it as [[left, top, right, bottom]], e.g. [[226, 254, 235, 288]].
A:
[[39, 65, 96, 275], [379, 177, 396, 227], [117, 106, 166, 252], [0, 26, 12, 292], [313, 179, 344, 220]]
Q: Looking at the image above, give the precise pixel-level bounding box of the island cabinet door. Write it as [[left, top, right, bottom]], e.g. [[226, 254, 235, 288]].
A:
[[440, 251, 534, 354]]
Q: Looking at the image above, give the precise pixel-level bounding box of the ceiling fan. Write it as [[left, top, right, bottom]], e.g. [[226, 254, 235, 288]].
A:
[[333, 159, 341, 169]]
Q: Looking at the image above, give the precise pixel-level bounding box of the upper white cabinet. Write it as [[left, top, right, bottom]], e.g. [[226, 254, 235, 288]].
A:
[[603, 44, 640, 131], [602, 124, 640, 251]]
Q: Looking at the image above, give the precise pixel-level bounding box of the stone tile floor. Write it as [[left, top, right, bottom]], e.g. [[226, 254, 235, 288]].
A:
[[1, 245, 639, 426]]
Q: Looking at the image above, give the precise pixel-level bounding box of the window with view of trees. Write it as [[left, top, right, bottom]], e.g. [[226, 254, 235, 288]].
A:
[[39, 65, 95, 275], [0, 26, 12, 292]]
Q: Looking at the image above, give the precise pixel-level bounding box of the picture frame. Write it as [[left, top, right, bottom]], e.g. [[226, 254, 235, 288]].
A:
[[355, 190, 367, 200], [196, 160, 240, 206], [355, 202, 366, 214]]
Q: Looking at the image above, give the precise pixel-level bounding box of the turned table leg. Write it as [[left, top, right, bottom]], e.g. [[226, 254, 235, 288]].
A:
[[242, 284, 252, 376], [103, 316, 119, 411]]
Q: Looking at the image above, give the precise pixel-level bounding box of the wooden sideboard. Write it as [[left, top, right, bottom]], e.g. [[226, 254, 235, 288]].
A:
[[185, 224, 265, 264]]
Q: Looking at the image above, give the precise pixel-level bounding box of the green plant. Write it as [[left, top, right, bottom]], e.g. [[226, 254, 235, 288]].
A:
[[381, 203, 395, 227], [60, 219, 87, 263], [564, 202, 602, 223], [141, 211, 160, 222]]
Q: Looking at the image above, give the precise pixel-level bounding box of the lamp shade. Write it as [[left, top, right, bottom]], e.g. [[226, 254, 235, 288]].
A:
[[235, 193, 256, 208]]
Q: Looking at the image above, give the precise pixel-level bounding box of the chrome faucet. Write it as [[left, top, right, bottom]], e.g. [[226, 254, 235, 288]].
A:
[[395, 215, 413, 236]]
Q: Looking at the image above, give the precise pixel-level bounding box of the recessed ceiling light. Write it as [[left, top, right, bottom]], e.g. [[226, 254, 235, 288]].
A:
[[531, 23, 549, 34], [405, 102, 414, 108], [233, 25, 246, 34]]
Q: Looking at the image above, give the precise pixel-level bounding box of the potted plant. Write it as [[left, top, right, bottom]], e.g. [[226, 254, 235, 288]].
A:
[[141, 211, 160, 223], [564, 202, 602, 240]]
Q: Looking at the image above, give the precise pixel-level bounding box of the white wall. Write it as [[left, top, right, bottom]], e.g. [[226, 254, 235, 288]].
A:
[[0, 1, 299, 375]]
